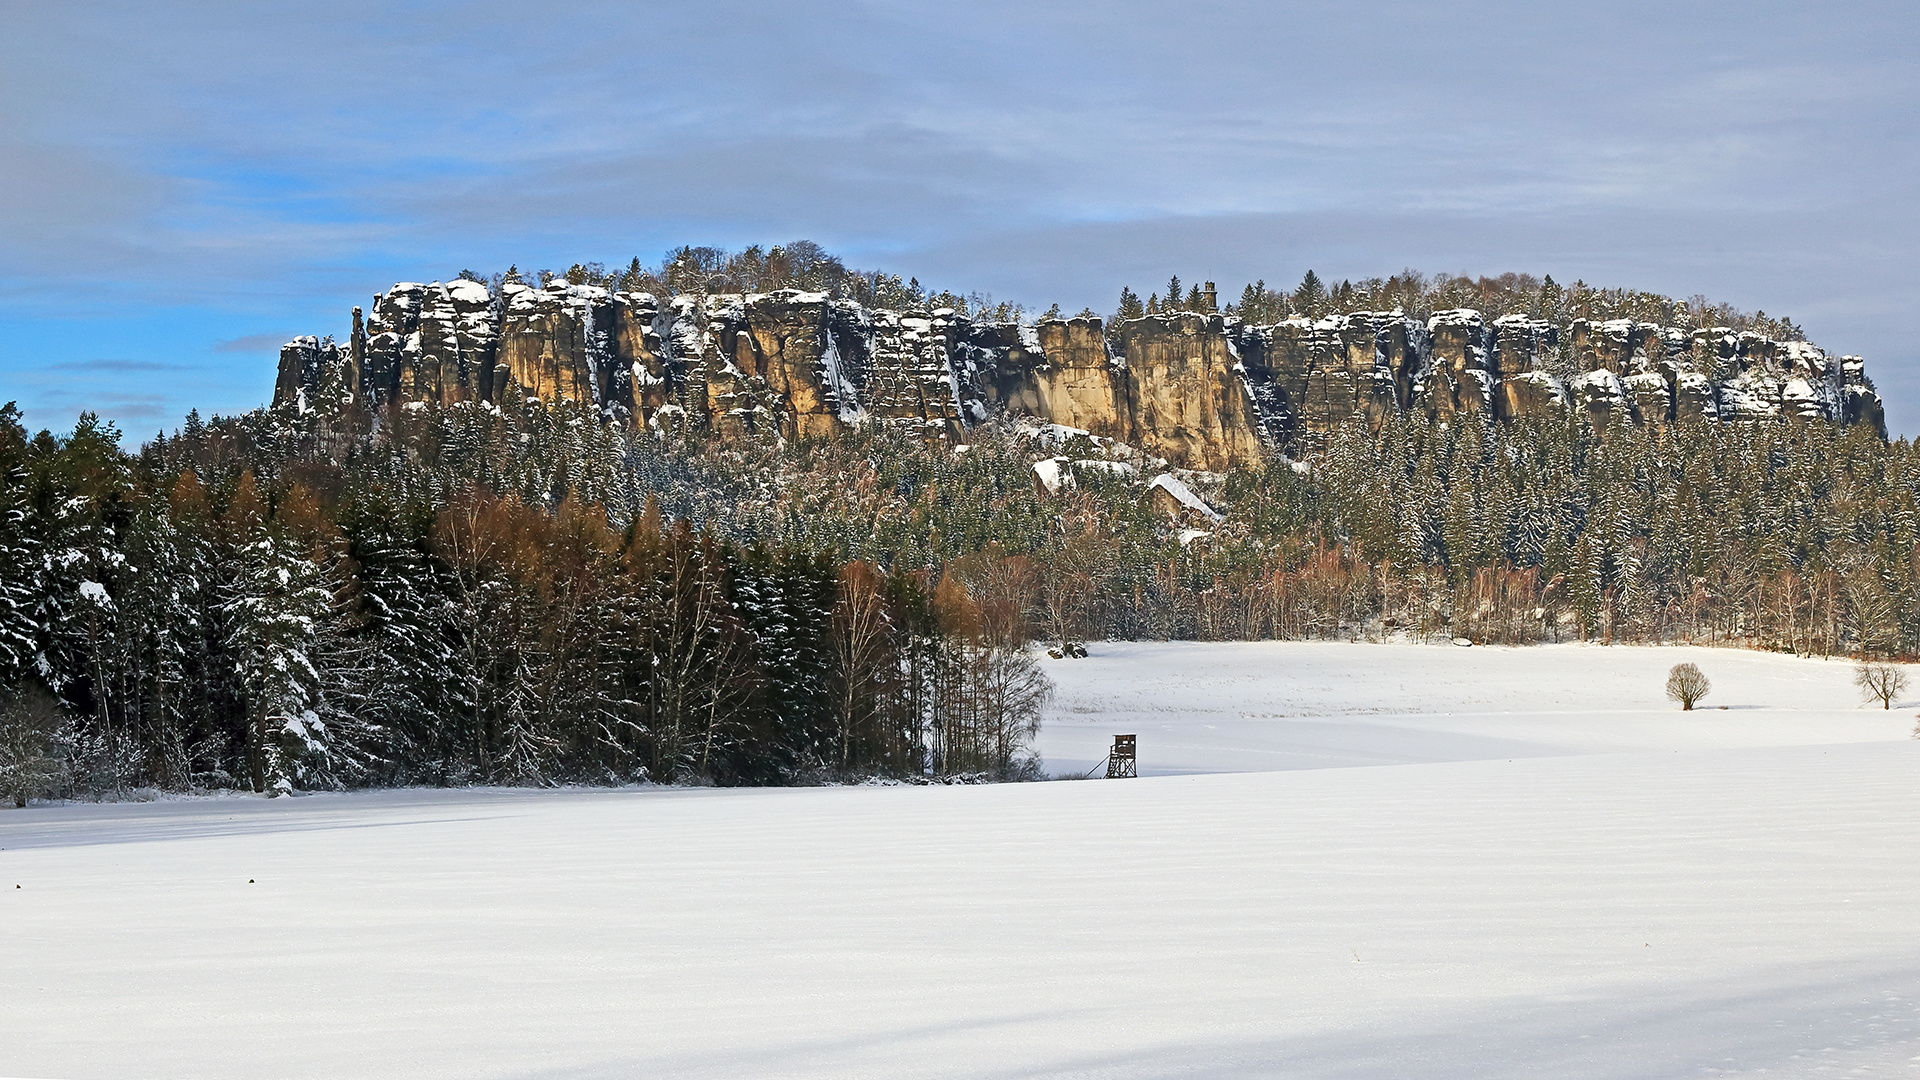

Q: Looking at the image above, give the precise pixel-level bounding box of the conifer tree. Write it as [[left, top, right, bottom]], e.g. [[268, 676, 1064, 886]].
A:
[[113, 500, 204, 787], [1293, 270, 1326, 319], [0, 404, 38, 689], [220, 472, 336, 794], [330, 492, 466, 782]]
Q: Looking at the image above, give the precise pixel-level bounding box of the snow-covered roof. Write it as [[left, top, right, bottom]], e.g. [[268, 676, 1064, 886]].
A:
[[1033, 457, 1072, 495], [1148, 474, 1222, 523]]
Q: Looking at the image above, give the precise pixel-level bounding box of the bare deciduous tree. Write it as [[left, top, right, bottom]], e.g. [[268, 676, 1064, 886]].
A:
[[1853, 662, 1908, 710], [1665, 662, 1710, 710], [833, 560, 891, 772]]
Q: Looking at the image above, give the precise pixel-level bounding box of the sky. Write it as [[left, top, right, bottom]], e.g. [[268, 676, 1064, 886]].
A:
[[2, 0, 1916, 437]]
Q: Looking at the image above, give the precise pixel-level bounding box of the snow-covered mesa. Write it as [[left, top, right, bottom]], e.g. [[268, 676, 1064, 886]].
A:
[[6, 641, 1920, 1079], [277, 283, 1889, 480]]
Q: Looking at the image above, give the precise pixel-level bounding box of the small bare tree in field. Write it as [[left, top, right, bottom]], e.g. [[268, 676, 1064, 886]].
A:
[[1665, 663, 1710, 711], [1853, 662, 1908, 710]]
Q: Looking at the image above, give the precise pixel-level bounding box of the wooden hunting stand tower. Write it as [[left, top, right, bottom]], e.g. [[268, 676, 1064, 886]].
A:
[[1106, 734, 1136, 779]]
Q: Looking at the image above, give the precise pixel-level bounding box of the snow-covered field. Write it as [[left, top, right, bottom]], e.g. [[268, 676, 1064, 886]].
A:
[[5, 643, 1919, 1079], [1036, 641, 1915, 775]]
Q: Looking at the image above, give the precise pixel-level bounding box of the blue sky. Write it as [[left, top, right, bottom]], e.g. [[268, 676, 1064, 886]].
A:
[[3, 0, 1916, 437]]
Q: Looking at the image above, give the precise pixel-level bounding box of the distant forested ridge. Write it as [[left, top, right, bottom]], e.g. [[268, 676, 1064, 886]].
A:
[[276, 249, 1883, 477], [1, 252, 1910, 800]]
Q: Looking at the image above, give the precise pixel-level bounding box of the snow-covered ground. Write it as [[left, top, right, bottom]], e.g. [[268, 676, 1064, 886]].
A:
[[5, 642, 1919, 1079], [1037, 640, 1914, 775]]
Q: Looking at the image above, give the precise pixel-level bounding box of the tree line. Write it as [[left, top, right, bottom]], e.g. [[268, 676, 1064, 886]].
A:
[[451, 240, 1814, 343], [1119, 267, 1808, 342], [0, 403, 1050, 803], [471, 241, 1029, 324]]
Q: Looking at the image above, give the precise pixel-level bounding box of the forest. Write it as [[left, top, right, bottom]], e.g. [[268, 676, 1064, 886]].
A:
[[0, 401, 1058, 802]]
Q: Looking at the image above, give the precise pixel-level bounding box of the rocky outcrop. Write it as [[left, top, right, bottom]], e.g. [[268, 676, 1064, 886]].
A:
[[1110, 313, 1266, 470], [1235, 313, 1404, 442], [856, 306, 974, 441], [1021, 317, 1129, 441], [497, 282, 612, 408], [360, 279, 502, 406], [275, 335, 349, 414], [278, 280, 1889, 469]]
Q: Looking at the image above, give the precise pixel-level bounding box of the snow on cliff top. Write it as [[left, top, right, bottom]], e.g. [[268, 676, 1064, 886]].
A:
[[446, 279, 491, 305]]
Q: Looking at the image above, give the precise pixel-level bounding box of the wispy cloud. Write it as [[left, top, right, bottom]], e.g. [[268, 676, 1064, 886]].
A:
[[212, 333, 293, 353], [14, 386, 172, 428], [33, 358, 179, 373]]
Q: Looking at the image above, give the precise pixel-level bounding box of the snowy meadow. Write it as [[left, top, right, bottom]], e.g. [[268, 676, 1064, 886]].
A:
[[5, 641, 1919, 1079]]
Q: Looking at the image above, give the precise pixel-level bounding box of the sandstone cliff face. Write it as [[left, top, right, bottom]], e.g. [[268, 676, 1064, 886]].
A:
[[1490, 316, 1562, 420], [854, 306, 973, 441], [612, 292, 669, 415], [275, 335, 351, 414], [1022, 317, 1128, 441], [497, 282, 611, 408], [278, 281, 1888, 469], [1419, 309, 1498, 420], [1110, 313, 1265, 471], [359, 280, 501, 407], [1235, 313, 1403, 441]]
